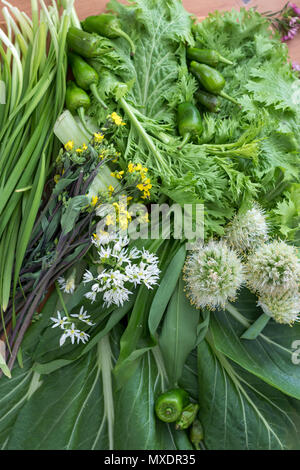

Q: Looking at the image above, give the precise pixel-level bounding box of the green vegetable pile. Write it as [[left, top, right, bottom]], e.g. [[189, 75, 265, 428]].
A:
[[0, 0, 300, 452]]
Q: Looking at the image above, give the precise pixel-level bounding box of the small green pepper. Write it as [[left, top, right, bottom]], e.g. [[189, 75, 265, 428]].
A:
[[175, 403, 199, 430], [67, 26, 112, 58], [190, 419, 204, 450], [82, 14, 136, 55], [177, 102, 203, 148], [190, 61, 239, 106], [195, 89, 221, 113], [65, 81, 92, 135], [187, 47, 233, 67], [155, 389, 189, 423], [68, 52, 107, 109]]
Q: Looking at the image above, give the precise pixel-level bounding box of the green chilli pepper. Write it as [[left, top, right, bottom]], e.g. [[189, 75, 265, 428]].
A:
[[175, 403, 199, 430], [155, 389, 189, 423], [68, 52, 107, 109], [82, 14, 136, 55], [65, 81, 92, 135], [187, 47, 233, 67], [190, 61, 239, 106], [67, 26, 112, 58], [195, 89, 221, 113], [190, 419, 204, 450], [177, 102, 203, 148]]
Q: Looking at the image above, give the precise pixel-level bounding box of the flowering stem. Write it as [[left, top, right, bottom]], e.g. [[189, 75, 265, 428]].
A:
[[240, 313, 271, 340], [119, 97, 171, 176], [225, 303, 250, 328], [55, 281, 71, 321]]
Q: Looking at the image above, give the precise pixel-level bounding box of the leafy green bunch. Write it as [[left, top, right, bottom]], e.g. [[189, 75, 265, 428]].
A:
[[86, 1, 299, 240]]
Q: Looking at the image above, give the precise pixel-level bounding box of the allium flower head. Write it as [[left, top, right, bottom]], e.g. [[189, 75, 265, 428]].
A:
[[225, 205, 269, 254], [258, 291, 300, 325], [246, 241, 300, 296], [183, 240, 244, 310]]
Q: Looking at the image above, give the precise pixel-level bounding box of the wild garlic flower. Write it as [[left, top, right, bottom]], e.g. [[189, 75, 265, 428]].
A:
[[83, 236, 160, 308], [258, 291, 300, 325], [57, 272, 76, 294], [246, 241, 300, 296], [50, 311, 69, 329], [71, 306, 95, 326], [183, 240, 244, 310], [225, 205, 269, 254], [50, 308, 94, 347]]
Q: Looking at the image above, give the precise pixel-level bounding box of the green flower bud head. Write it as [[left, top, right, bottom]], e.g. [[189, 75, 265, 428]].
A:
[[246, 241, 300, 296], [258, 291, 300, 325], [183, 241, 244, 310], [225, 205, 269, 254]]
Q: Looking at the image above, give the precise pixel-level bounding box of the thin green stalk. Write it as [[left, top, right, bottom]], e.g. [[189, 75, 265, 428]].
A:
[[97, 335, 115, 451], [55, 282, 72, 321], [120, 96, 171, 176]]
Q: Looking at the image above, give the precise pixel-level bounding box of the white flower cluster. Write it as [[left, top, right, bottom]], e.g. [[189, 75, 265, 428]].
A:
[[245, 240, 300, 325], [224, 205, 300, 325], [225, 205, 269, 254], [83, 234, 160, 307], [50, 307, 95, 347], [183, 240, 244, 310]]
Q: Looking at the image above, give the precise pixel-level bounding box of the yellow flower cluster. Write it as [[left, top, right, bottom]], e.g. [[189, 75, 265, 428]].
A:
[[64, 140, 74, 152], [127, 162, 152, 199], [91, 196, 99, 207], [94, 132, 104, 143], [111, 170, 124, 180], [110, 112, 126, 126]]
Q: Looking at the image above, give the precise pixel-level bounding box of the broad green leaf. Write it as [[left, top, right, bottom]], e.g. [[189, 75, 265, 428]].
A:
[[113, 343, 193, 451], [197, 339, 300, 450], [6, 351, 109, 450], [0, 356, 33, 448], [211, 289, 300, 399], [159, 278, 199, 386], [148, 245, 186, 337]]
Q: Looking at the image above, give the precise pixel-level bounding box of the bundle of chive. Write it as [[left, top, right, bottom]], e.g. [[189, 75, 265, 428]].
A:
[[0, 0, 77, 364]]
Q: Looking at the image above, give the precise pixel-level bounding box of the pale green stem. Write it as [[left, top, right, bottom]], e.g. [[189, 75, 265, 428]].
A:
[[98, 335, 115, 450]]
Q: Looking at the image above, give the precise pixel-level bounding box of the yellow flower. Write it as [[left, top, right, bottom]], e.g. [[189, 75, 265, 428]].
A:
[[128, 162, 135, 173], [116, 171, 124, 180], [54, 174, 60, 184], [91, 196, 98, 207], [76, 148, 83, 153], [94, 132, 104, 143], [111, 112, 126, 126], [64, 140, 74, 152], [108, 185, 115, 194], [99, 154, 104, 159], [82, 143, 88, 151]]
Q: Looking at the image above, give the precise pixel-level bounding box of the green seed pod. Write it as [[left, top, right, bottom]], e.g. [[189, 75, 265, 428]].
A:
[[187, 47, 233, 67], [190, 419, 204, 450], [190, 61, 239, 106], [66, 80, 91, 114], [82, 14, 136, 55], [155, 389, 189, 423], [68, 53, 107, 109], [67, 26, 110, 58], [175, 403, 199, 430], [195, 89, 221, 113], [177, 102, 203, 148]]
